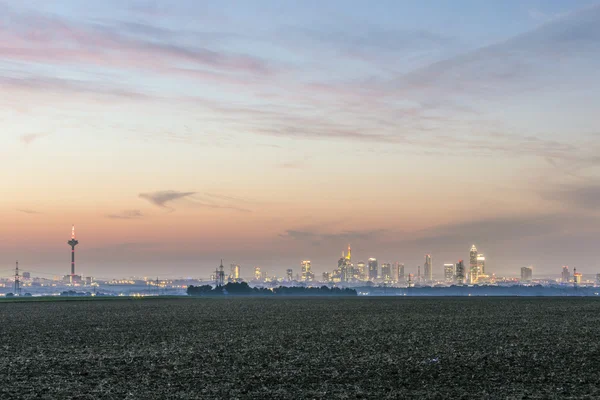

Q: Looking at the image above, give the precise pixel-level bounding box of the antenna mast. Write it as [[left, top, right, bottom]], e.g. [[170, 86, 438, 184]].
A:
[[14, 261, 21, 296]]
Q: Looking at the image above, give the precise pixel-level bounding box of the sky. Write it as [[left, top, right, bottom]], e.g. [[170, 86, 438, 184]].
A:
[[1, 0, 600, 279]]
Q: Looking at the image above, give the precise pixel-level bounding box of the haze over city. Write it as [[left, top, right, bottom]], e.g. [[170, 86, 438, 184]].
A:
[[2, 0, 600, 278]]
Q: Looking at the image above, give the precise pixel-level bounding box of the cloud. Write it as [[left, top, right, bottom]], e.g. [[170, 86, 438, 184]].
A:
[[106, 210, 144, 220], [280, 229, 387, 246], [16, 208, 41, 215], [0, 6, 275, 77], [540, 182, 600, 210], [138, 191, 251, 212], [20, 133, 46, 145], [139, 190, 196, 209]]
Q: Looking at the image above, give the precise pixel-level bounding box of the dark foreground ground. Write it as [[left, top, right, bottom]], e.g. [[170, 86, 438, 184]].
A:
[[1, 297, 600, 399]]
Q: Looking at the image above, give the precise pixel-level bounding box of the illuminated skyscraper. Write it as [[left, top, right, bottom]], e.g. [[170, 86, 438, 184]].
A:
[[368, 258, 378, 281], [286, 269, 293, 281], [469, 245, 478, 284], [477, 254, 486, 275], [254, 267, 262, 281], [301, 260, 314, 282], [230, 264, 240, 281], [561, 266, 570, 283], [355, 261, 365, 280], [456, 260, 465, 285], [521, 266, 533, 282], [424, 254, 432, 282], [444, 264, 455, 283], [322, 272, 331, 282], [398, 263, 405, 282], [573, 268, 582, 284], [381, 263, 392, 281]]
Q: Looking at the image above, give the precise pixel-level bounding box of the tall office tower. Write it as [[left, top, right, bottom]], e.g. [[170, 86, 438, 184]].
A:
[[391, 263, 399, 282], [417, 265, 421, 282], [444, 264, 455, 283], [355, 261, 365, 280], [230, 264, 240, 281], [67, 225, 79, 282], [424, 254, 432, 282], [286, 269, 293, 281], [254, 267, 262, 281], [346, 244, 351, 262], [455, 260, 465, 285], [477, 254, 486, 275], [521, 266, 533, 282], [368, 258, 378, 281], [561, 266, 570, 283], [573, 268, 582, 284], [469, 245, 478, 283], [398, 263, 405, 281], [301, 260, 314, 282], [381, 263, 392, 281], [596, 273, 600, 286], [322, 272, 331, 282]]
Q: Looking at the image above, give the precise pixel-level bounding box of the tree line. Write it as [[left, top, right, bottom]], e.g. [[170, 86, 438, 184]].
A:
[[187, 282, 357, 296]]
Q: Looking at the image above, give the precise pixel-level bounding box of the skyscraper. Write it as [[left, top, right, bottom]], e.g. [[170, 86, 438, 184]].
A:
[[368, 258, 378, 281], [286, 269, 293, 281], [444, 264, 455, 283], [254, 267, 262, 281], [355, 261, 366, 280], [477, 254, 486, 276], [230, 264, 240, 281], [521, 266, 533, 282], [381, 263, 392, 281], [398, 263, 405, 282], [301, 260, 314, 282], [456, 260, 465, 285], [561, 266, 570, 283], [424, 254, 432, 282], [469, 245, 478, 284]]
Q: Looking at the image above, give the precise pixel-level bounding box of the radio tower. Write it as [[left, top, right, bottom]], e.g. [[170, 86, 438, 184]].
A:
[[216, 260, 225, 286], [67, 225, 79, 283], [14, 261, 21, 296]]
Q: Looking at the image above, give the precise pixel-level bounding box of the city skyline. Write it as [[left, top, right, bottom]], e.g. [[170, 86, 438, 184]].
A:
[[2, 0, 600, 277]]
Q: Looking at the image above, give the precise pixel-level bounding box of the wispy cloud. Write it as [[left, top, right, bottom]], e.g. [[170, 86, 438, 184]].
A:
[[280, 228, 386, 246], [106, 210, 144, 220], [16, 208, 41, 215], [20, 133, 46, 145], [139, 190, 196, 209]]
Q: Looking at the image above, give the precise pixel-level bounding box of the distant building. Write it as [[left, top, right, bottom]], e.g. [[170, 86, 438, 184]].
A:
[[301, 260, 314, 282], [286, 269, 293, 281], [521, 266, 533, 282], [562, 266, 570, 283], [456, 260, 465, 285], [22, 272, 31, 279], [368, 258, 378, 281], [424, 254, 432, 282], [354, 262, 365, 280], [322, 272, 331, 282], [444, 264, 455, 283], [381, 263, 392, 281], [477, 254, 486, 276], [470, 245, 478, 284], [398, 263, 405, 282], [573, 268, 582, 284], [254, 267, 262, 281], [230, 264, 240, 281], [596, 273, 600, 286]]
